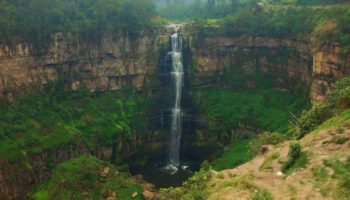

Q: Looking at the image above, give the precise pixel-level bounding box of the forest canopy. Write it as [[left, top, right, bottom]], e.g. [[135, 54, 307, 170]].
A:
[[0, 0, 156, 43]]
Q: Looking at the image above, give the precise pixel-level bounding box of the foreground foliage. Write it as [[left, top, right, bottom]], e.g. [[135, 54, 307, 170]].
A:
[[159, 166, 211, 200], [31, 156, 143, 200]]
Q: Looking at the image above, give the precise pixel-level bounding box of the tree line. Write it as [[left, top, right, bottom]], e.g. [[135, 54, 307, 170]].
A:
[[0, 0, 156, 45]]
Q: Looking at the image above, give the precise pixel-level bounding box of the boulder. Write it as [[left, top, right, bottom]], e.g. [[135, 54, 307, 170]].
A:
[[142, 190, 155, 200]]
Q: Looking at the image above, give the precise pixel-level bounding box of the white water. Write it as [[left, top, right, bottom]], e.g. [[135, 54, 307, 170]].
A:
[[166, 27, 184, 173]]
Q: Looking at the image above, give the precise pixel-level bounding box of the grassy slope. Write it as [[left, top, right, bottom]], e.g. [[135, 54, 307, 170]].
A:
[[207, 109, 350, 200], [0, 88, 148, 162], [159, 109, 350, 200], [211, 139, 252, 171], [31, 156, 143, 200], [192, 88, 309, 133], [193, 87, 310, 171]]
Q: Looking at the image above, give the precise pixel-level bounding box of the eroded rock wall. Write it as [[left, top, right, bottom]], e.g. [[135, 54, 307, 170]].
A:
[[311, 43, 350, 102], [189, 33, 349, 103], [0, 30, 169, 99]]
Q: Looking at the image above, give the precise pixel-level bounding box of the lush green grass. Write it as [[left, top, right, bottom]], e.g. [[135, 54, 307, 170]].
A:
[[0, 85, 149, 161], [317, 109, 350, 131], [192, 88, 310, 134], [323, 157, 350, 199], [211, 139, 252, 171], [31, 156, 143, 200]]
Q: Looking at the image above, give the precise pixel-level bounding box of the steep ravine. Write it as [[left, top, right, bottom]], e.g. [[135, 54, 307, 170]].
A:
[[0, 25, 349, 199]]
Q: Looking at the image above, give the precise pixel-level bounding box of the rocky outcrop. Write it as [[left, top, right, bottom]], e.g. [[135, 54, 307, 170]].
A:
[[311, 43, 350, 102], [0, 29, 169, 99]]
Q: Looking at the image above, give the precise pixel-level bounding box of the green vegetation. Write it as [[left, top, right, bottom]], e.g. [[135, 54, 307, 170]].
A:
[[259, 152, 280, 171], [0, 0, 157, 53], [312, 165, 330, 196], [191, 1, 350, 55], [249, 132, 286, 156], [297, 76, 350, 138], [0, 84, 149, 162], [159, 167, 211, 200], [282, 141, 309, 175], [327, 135, 349, 145], [31, 156, 143, 200], [192, 88, 309, 134], [269, 0, 349, 5], [250, 188, 274, 200], [323, 157, 350, 199], [211, 139, 252, 171]]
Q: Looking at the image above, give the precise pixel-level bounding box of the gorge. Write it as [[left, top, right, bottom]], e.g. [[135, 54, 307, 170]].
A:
[[0, 1, 349, 199]]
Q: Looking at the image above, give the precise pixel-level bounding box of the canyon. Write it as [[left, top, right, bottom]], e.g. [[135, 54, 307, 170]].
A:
[[0, 25, 349, 199]]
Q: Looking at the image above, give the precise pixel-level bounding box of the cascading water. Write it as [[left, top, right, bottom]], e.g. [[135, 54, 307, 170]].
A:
[[166, 27, 184, 172], [133, 26, 196, 187]]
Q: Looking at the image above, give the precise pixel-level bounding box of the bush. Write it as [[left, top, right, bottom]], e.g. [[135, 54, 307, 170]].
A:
[[249, 132, 286, 156], [297, 76, 350, 138], [288, 141, 302, 161], [282, 141, 305, 174], [159, 167, 211, 200]]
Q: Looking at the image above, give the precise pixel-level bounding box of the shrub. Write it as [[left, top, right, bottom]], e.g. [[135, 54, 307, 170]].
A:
[[200, 160, 211, 171], [330, 136, 349, 144], [159, 167, 211, 200], [297, 76, 350, 138], [249, 132, 286, 156], [288, 141, 302, 161], [282, 141, 304, 173]]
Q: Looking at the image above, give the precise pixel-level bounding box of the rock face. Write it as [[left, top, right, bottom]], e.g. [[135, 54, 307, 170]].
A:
[[189, 33, 349, 103], [0, 30, 169, 98], [190, 35, 313, 91], [0, 27, 348, 103], [311, 43, 350, 102]]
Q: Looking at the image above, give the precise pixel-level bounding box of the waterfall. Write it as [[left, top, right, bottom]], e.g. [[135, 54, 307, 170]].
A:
[[167, 27, 184, 172]]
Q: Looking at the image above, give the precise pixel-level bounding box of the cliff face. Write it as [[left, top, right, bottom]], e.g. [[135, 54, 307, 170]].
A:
[[190, 35, 313, 91], [311, 43, 350, 102], [190, 34, 349, 102], [0, 28, 348, 103], [0, 30, 169, 100]]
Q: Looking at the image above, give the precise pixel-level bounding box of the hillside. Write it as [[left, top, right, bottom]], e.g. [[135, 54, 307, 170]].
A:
[[158, 109, 350, 200], [207, 110, 350, 200]]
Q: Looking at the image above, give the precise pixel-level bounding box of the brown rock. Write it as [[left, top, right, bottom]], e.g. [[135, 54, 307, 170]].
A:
[[142, 190, 155, 200]]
